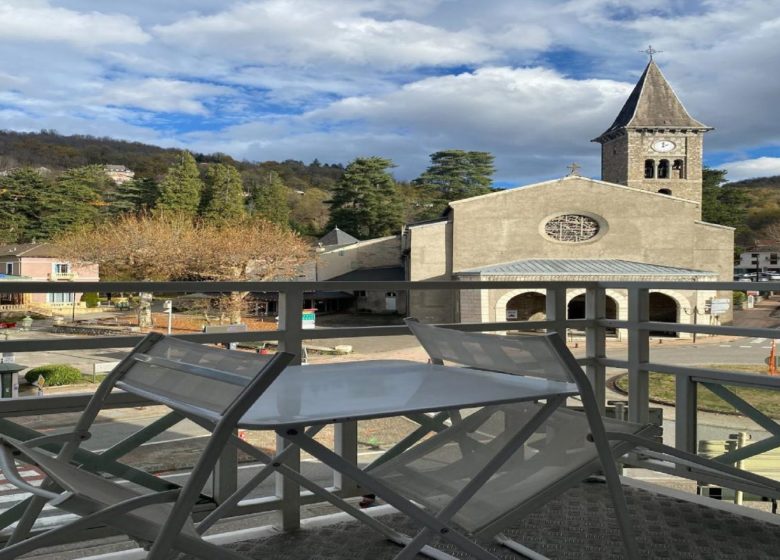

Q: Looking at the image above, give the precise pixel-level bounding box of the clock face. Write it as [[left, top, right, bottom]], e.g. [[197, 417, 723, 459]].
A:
[[652, 139, 676, 152]]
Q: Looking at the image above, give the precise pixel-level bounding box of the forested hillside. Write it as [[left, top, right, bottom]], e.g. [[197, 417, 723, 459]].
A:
[[0, 129, 344, 190], [703, 172, 780, 249]]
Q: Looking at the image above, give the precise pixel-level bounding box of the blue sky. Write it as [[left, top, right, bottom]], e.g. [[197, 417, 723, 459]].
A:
[[0, 0, 778, 184]]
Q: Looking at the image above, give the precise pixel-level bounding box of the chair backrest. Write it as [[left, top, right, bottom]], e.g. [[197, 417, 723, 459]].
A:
[[405, 318, 577, 384], [113, 333, 287, 421]]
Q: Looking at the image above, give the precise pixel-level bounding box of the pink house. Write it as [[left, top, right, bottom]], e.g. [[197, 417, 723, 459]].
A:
[[0, 244, 99, 311]]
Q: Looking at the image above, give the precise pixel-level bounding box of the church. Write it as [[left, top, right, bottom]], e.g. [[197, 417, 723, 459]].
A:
[[318, 58, 734, 334]]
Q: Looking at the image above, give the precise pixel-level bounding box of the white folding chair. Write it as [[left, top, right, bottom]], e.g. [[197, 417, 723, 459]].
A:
[[372, 319, 780, 560], [363, 319, 652, 559], [0, 333, 294, 560]]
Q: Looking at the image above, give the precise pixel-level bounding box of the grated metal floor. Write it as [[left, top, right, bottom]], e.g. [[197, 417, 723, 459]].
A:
[[181, 481, 780, 560]]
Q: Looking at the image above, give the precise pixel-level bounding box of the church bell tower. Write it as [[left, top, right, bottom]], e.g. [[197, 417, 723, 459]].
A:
[[592, 55, 712, 207]]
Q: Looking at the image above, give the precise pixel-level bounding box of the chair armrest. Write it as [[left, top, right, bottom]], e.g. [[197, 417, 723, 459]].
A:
[[0, 443, 60, 501]]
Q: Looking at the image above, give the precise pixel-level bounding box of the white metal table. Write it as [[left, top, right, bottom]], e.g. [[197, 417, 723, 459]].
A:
[[198, 360, 579, 559]]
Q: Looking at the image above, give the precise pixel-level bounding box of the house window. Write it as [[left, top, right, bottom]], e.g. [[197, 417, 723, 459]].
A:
[[47, 293, 75, 304], [54, 263, 70, 274], [771, 254, 778, 265], [657, 159, 670, 179], [644, 160, 655, 179], [355, 290, 367, 297], [4, 263, 11, 275]]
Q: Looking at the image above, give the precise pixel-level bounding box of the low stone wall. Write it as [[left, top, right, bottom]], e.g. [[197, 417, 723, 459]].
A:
[[51, 324, 134, 336]]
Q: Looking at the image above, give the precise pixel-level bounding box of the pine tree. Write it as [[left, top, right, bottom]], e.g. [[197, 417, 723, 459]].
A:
[[37, 165, 105, 238], [250, 170, 291, 227], [201, 163, 246, 223], [156, 151, 203, 216], [0, 168, 45, 242], [412, 150, 495, 218], [327, 157, 403, 239], [105, 177, 159, 216]]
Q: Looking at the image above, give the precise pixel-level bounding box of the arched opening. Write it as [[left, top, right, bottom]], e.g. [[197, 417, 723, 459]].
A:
[[673, 159, 685, 179], [657, 159, 670, 179], [658, 188, 672, 195], [506, 292, 546, 322], [644, 159, 655, 179], [649, 292, 678, 336], [567, 294, 619, 335]]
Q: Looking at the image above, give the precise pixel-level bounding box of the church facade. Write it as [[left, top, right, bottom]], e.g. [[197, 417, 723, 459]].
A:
[[319, 59, 734, 334]]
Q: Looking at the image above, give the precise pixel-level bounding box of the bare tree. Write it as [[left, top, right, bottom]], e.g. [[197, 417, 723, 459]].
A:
[[55, 213, 310, 325]]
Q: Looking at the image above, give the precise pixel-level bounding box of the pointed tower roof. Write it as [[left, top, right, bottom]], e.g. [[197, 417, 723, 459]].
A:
[[593, 60, 711, 143], [318, 226, 359, 247]]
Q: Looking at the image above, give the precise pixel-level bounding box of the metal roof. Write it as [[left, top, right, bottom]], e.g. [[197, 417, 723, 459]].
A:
[[459, 259, 715, 277]]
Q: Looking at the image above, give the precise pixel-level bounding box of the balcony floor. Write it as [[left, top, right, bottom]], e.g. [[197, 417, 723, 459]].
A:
[[175, 479, 780, 560]]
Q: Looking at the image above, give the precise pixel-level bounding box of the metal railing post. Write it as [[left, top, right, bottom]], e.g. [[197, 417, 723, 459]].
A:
[[277, 287, 304, 365], [546, 286, 568, 340], [275, 286, 303, 529], [585, 286, 607, 415], [627, 287, 650, 424], [675, 373, 697, 455]]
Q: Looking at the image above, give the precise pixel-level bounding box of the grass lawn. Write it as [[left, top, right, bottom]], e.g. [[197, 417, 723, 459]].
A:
[[614, 365, 780, 418]]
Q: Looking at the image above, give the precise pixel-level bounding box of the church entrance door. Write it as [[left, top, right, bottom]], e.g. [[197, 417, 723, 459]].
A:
[[649, 292, 678, 337], [505, 292, 546, 323], [567, 295, 618, 335]]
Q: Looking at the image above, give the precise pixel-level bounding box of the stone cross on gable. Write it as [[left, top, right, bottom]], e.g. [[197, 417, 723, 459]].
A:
[[641, 45, 663, 60], [566, 162, 581, 176]]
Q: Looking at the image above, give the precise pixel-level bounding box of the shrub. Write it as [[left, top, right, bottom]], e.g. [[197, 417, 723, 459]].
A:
[[733, 291, 747, 307], [24, 364, 83, 386], [82, 292, 100, 308]]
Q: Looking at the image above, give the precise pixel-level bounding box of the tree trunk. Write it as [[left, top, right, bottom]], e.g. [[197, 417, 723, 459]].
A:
[[228, 291, 248, 324], [137, 292, 154, 328]]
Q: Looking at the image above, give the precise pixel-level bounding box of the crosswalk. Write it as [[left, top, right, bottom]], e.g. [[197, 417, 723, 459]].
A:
[[718, 337, 773, 349], [0, 465, 45, 495]]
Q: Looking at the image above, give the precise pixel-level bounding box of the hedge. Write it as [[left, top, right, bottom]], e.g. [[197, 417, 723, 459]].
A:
[[24, 364, 83, 386]]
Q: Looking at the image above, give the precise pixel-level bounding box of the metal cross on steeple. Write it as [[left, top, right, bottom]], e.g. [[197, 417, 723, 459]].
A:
[[566, 162, 581, 176], [640, 45, 662, 61]]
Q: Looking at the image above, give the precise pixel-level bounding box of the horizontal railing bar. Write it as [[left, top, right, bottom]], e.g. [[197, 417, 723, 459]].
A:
[[0, 392, 151, 417], [598, 358, 780, 390], [0, 279, 603, 293], [648, 363, 780, 389], [599, 319, 780, 339], [0, 279, 767, 294]]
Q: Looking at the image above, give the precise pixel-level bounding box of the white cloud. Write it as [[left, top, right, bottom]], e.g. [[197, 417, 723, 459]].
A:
[[185, 66, 631, 182], [97, 79, 233, 115], [0, 1, 149, 47], [152, 1, 501, 69], [723, 158, 780, 183]]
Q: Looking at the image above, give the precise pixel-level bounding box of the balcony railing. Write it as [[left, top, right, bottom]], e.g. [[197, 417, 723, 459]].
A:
[[0, 279, 777, 541], [47, 272, 77, 281]]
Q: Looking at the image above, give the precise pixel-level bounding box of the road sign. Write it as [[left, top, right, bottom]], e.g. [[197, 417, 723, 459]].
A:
[[302, 309, 316, 330], [709, 298, 730, 316]]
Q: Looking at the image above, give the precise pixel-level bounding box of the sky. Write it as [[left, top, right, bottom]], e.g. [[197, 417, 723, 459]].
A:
[[0, 0, 779, 186]]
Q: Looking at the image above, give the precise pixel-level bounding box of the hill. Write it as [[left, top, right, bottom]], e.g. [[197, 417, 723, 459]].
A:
[[0, 129, 344, 190], [722, 175, 780, 243]]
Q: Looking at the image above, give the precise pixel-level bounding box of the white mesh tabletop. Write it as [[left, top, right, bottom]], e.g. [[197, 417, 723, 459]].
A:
[[237, 360, 578, 429]]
